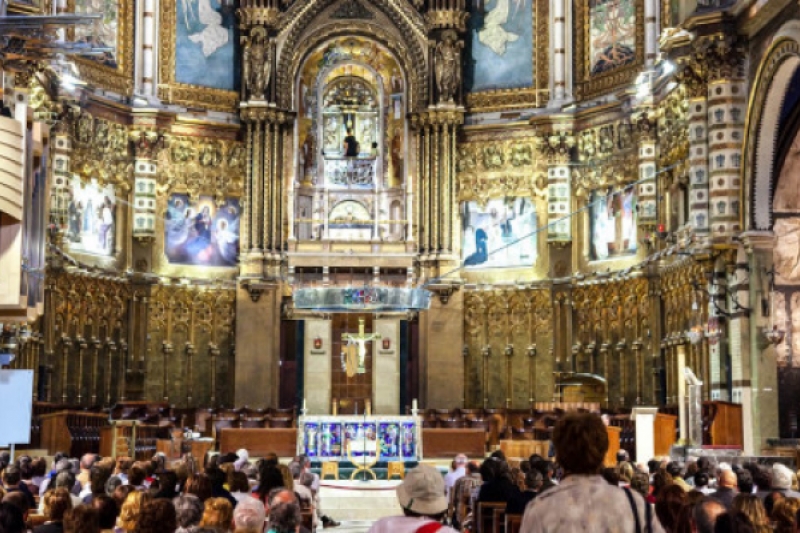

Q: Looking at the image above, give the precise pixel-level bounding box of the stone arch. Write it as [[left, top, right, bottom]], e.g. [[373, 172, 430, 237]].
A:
[[742, 22, 800, 230], [276, 0, 428, 112]]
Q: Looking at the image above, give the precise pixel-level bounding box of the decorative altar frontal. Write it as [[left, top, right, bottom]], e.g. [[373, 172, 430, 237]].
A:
[[297, 415, 422, 462]]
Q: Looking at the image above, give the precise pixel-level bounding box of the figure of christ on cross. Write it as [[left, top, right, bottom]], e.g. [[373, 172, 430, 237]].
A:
[[342, 318, 381, 378]]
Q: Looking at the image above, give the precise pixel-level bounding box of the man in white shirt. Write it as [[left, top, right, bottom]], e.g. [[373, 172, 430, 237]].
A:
[[444, 454, 467, 500], [368, 464, 458, 533]]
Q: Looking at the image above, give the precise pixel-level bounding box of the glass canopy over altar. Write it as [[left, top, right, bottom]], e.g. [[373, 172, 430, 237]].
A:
[[297, 415, 422, 462]]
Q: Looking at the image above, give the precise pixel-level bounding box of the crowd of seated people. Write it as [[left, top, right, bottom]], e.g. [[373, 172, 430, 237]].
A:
[[0, 449, 337, 533], [440, 414, 800, 533]]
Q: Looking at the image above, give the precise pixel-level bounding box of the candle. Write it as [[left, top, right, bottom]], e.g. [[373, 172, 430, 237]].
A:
[[412, 399, 418, 411], [303, 398, 307, 412]]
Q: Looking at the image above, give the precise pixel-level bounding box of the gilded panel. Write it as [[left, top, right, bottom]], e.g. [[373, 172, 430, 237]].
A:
[[158, 0, 239, 111], [574, 0, 644, 100], [68, 0, 134, 96]]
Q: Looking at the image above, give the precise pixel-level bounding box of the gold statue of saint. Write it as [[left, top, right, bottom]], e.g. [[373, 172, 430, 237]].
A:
[[342, 318, 380, 377]]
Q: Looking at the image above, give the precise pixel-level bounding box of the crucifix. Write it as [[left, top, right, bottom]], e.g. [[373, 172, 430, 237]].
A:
[[342, 318, 381, 378]]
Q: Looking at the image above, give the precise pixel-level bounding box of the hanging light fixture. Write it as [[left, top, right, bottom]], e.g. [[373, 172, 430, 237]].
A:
[[687, 295, 704, 345], [763, 269, 786, 346]]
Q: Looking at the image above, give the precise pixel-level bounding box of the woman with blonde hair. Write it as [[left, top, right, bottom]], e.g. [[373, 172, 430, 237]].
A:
[[34, 488, 73, 533], [117, 490, 151, 532], [199, 497, 233, 531], [732, 493, 771, 533], [770, 496, 800, 533]]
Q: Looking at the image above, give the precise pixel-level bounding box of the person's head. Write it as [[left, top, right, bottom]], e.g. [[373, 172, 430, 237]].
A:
[[616, 450, 630, 464], [0, 502, 25, 533], [697, 457, 714, 474], [695, 472, 710, 489], [601, 467, 620, 486], [91, 465, 112, 496], [2, 491, 30, 519], [652, 470, 674, 497], [173, 494, 203, 530], [667, 461, 685, 479], [719, 470, 738, 490], [55, 470, 76, 490], [713, 511, 756, 533], [233, 497, 266, 532], [112, 484, 134, 509], [119, 490, 151, 532], [156, 470, 178, 497], [618, 461, 634, 484], [479, 458, 499, 483], [454, 454, 467, 468], [524, 469, 543, 491], [347, 129, 353, 135], [81, 454, 98, 471], [467, 461, 480, 475], [490, 450, 506, 462], [630, 471, 650, 498], [2, 465, 20, 487], [771, 497, 800, 533], [266, 488, 296, 515], [764, 490, 784, 516], [752, 467, 771, 492], [655, 484, 688, 532], [732, 494, 769, 530], [200, 497, 233, 530], [773, 464, 793, 490], [134, 499, 177, 533], [185, 474, 213, 502], [694, 498, 727, 533], [289, 462, 302, 480], [91, 494, 118, 530], [731, 472, 751, 498], [44, 487, 74, 521], [205, 466, 226, 489], [268, 501, 301, 533], [298, 472, 314, 491], [553, 413, 608, 475], [230, 471, 250, 494], [128, 465, 147, 487], [256, 466, 285, 501], [396, 464, 448, 520], [64, 505, 100, 533], [648, 459, 661, 475]]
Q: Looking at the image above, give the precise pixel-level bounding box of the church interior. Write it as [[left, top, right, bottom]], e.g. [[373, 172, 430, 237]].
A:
[[2, 0, 800, 474]]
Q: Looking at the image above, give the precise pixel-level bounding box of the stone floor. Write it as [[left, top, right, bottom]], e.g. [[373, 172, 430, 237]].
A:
[[319, 480, 403, 522]]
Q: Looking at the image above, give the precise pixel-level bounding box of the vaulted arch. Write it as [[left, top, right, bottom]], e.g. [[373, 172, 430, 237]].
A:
[[275, 0, 428, 111]]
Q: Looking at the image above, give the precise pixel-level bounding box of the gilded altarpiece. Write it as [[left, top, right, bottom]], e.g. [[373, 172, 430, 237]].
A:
[[463, 289, 552, 408], [147, 285, 236, 407]]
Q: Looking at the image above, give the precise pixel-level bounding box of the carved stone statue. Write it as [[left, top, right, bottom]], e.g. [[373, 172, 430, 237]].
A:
[[435, 30, 463, 105], [242, 26, 271, 101]]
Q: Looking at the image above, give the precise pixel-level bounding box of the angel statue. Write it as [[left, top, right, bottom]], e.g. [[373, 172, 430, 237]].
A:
[[435, 30, 463, 105], [242, 26, 271, 101]]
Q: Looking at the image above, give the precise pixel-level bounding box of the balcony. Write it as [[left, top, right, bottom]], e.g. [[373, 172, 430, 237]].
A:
[[324, 157, 377, 188]]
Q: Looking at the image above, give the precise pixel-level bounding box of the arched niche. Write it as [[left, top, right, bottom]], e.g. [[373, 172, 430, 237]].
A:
[[742, 22, 800, 230], [292, 36, 411, 244]]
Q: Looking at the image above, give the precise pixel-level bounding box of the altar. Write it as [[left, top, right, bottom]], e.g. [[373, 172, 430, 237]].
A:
[[298, 415, 422, 462]]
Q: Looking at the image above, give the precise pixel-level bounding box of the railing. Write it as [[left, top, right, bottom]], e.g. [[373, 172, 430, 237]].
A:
[[323, 157, 377, 187]]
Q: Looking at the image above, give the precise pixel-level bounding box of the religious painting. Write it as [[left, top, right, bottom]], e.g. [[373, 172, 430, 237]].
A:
[[317, 422, 343, 459], [73, 0, 119, 68], [175, 0, 236, 90], [574, 0, 643, 99], [588, 0, 636, 75], [461, 197, 538, 269], [303, 422, 320, 459], [164, 194, 240, 267], [377, 421, 416, 461], [343, 422, 377, 459], [468, 0, 533, 92], [65, 177, 116, 256], [158, 0, 237, 110], [589, 189, 637, 261], [775, 219, 800, 284]]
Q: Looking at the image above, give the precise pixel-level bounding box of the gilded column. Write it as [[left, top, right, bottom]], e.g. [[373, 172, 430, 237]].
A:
[[129, 127, 164, 241], [636, 111, 658, 228]]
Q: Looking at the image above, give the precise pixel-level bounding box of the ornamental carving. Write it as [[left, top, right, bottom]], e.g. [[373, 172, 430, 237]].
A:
[[158, 137, 245, 203], [67, 111, 133, 191]]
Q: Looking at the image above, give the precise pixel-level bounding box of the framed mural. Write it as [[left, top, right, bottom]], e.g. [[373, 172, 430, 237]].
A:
[[65, 177, 117, 256], [158, 0, 238, 111], [164, 194, 240, 267], [68, 0, 133, 95], [465, 0, 549, 112], [574, 0, 644, 100], [461, 197, 538, 269], [589, 189, 637, 261]]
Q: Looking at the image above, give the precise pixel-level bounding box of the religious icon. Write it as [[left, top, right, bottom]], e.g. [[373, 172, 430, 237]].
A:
[[313, 337, 322, 350], [382, 338, 390, 350]]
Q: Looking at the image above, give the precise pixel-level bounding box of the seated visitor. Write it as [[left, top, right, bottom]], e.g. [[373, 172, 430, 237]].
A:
[[520, 413, 664, 533], [232, 497, 266, 533], [506, 470, 543, 515], [34, 487, 73, 533], [367, 464, 457, 533]]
